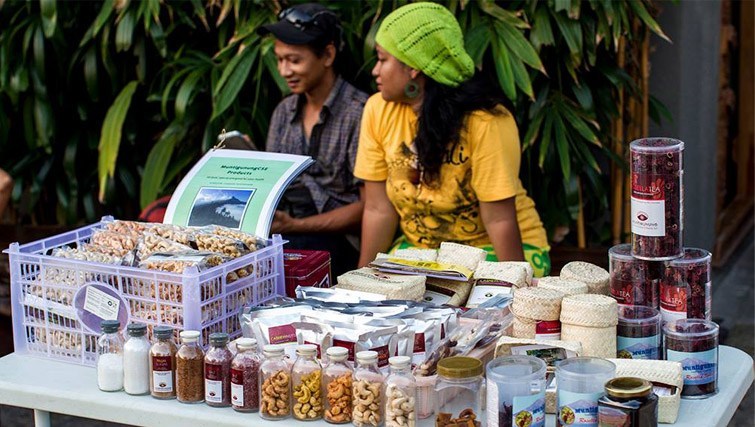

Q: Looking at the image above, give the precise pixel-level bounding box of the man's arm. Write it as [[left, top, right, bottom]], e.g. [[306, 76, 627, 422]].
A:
[[479, 197, 525, 261], [271, 186, 365, 235], [358, 180, 399, 267]]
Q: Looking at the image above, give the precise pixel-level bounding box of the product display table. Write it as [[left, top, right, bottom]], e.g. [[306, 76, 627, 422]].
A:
[[0, 345, 751, 427]]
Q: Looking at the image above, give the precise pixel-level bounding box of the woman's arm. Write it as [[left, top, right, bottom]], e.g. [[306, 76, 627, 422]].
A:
[[480, 197, 525, 261], [272, 186, 366, 234], [358, 180, 400, 267]]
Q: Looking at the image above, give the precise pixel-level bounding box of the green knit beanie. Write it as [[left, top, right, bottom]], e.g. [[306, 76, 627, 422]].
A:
[[375, 2, 474, 88]]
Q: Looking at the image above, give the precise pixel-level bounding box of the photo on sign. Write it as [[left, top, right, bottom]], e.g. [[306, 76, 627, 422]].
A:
[[187, 187, 255, 228]]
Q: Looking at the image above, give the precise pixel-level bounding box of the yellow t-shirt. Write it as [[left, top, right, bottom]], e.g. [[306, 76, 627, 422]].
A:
[[354, 93, 549, 251]]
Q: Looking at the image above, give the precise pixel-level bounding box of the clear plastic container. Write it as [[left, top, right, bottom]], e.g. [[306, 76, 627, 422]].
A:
[[176, 330, 204, 403], [486, 356, 547, 427], [150, 326, 177, 399], [608, 243, 660, 308], [385, 356, 417, 427], [629, 137, 684, 260], [96, 319, 124, 392], [353, 350, 385, 427], [322, 346, 353, 424], [231, 338, 262, 412], [555, 357, 616, 427], [661, 248, 712, 323], [292, 344, 323, 421], [123, 322, 150, 395], [435, 357, 484, 424], [617, 306, 661, 360], [204, 332, 232, 407], [259, 344, 291, 420], [663, 319, 718, 399]]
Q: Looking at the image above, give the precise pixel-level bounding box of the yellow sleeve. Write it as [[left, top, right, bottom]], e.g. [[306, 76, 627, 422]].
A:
[[469, 108, 522, 202], [354, 94, 388, 181]]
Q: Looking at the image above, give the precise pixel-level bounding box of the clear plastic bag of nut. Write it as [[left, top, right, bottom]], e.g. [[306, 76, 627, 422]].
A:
[[259, 344, 292, 420], [291, 344, 324, 421], [384, 356, 417, 427], [193, 231, 250, 258], [135, 232, 196, 262], [323, 346, 353, 424], [102, 219, 152, 240], [148, 223, 196, 246], [200, 224, 267, 252], [88, 229, 140, 257], [353, 350, 386, 427], [138, 251, 223, 273]]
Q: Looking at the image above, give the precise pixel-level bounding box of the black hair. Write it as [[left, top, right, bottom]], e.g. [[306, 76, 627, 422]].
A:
[[415, 72, 509, 184]]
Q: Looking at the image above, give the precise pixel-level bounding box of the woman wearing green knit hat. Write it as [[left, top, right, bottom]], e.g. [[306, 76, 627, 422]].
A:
[[354, 2, 551, 277]]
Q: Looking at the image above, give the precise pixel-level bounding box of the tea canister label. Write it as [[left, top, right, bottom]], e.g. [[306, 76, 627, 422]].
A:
[[557, 390, 602, 427], [617, 335, 660, 360], [631, 174, 666, 237], [667, 348, 717, 385], [512, 392, 546, 427], [231, 368, 244, 406], [660, 283, 687, 323]]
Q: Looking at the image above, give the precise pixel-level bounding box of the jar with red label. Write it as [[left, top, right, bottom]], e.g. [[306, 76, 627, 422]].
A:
[[609, 243, 661, 308], [230, 338, 261, 412], [353, 350, 385, 427], [204, 332, 232, 407], [291, 344, 324, 421], [629, 138, 684, 260], [661, 248, 712, 324], [259, 344, 291, 420], [149, 326, 177, 399]]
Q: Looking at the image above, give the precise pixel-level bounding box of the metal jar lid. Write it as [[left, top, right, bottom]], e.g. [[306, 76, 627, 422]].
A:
[[437, 356, 483, 379], [605, 377, 653, 399]]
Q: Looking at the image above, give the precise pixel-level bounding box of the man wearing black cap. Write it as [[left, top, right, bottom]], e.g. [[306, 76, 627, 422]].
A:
[[259, 3, 368, 277]]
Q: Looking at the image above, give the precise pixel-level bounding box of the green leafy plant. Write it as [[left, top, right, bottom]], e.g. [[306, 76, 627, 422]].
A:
[[0, 0, 668, 246]]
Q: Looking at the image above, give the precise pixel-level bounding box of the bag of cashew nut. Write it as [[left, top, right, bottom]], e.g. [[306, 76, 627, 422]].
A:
[[138, 251, 224, 273], [200, 224, 267, 251], [193, 231, 250, 258]]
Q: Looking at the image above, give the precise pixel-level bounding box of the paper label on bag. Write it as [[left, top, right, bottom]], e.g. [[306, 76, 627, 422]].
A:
[[466, 284, 513, 306]]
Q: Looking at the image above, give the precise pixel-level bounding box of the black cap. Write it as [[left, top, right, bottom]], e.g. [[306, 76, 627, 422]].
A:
[[101, 319, 120, 334], [154, 326, 173, 339], [127, 323, 147, 337], [258, 3, 339, 46], [209, 332, 229, 346]]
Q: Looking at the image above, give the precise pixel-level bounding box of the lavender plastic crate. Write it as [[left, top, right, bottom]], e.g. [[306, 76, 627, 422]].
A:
[[4, 216, 285, 367]]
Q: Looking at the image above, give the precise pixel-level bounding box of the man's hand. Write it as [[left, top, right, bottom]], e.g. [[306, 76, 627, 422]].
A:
[[271, 210, 300, 234]]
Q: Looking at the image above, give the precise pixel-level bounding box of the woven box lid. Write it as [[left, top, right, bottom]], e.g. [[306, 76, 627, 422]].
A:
[[560, 294, 618, 327], [560, 261, 610, 295], [537, 276, 589, 296]]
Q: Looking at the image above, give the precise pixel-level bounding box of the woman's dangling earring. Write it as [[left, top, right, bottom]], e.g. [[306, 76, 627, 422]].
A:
[[404, 80, 420, 99]]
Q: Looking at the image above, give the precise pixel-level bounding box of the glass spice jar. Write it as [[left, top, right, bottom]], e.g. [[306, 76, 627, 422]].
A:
[[435, 357, 484, 427], [663, 319, 719, 399], [123, 322, 150, 395], [353, 350, 385, 427], [291, 344, 323, 421], [629, 138, 684, 261], [259, 344, 291, 420], [661, 248, 712, 324], [617, 306, 661, 360], [609, 243, 661, 308], [97, 319, 124, 392], [176, 330, 204, 404], [322, 346, 353, 424], [385, 356, 417, 427], [150, 326, 177, 399], [205, 332, 233, 407], [230, 337, 262, 413], [598, 377, 658, 427]]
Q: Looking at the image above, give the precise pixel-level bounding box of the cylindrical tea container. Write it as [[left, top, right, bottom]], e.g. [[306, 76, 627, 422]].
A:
[[486, 356, 547, 427], [617, 306, 661, 360], [629, 138, 684, 260], [663, 319, 718, 399], [661, 248, 712, 324], [609, 244, 661, 308], [556, 357, 616, 427]]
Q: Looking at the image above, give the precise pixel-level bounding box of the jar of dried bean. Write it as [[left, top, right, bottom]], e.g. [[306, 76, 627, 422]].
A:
[[323, 346, 353, 424], [259, 344, 291, 420], [630, 138, 684, 260], [230, 338, 261, 412]]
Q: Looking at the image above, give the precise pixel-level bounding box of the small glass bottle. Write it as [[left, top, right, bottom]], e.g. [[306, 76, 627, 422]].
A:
[[150, 326, 177, 399], [176, 330, 204, 404], [323, 346, 353, 424], [353, 350, 385, 427], [231, 337, 262, 413], [123, 322, 150, 395], [259, 344, 291, 420], [385, 356, 417, 427], [97, 319, 124, 392], [204, 332, 233, 407], [598, 377, 658, 427], [435, 357, 484, 425], [291, 344, 323, 421]]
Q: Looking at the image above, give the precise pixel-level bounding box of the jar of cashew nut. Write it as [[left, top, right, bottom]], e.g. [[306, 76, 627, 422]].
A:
[[292, 344, 324, 421], [353, 350, 385, 427], [259, 345, 291, 420], [323, 346, 353, 424], [385, 356, 417, 427]]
